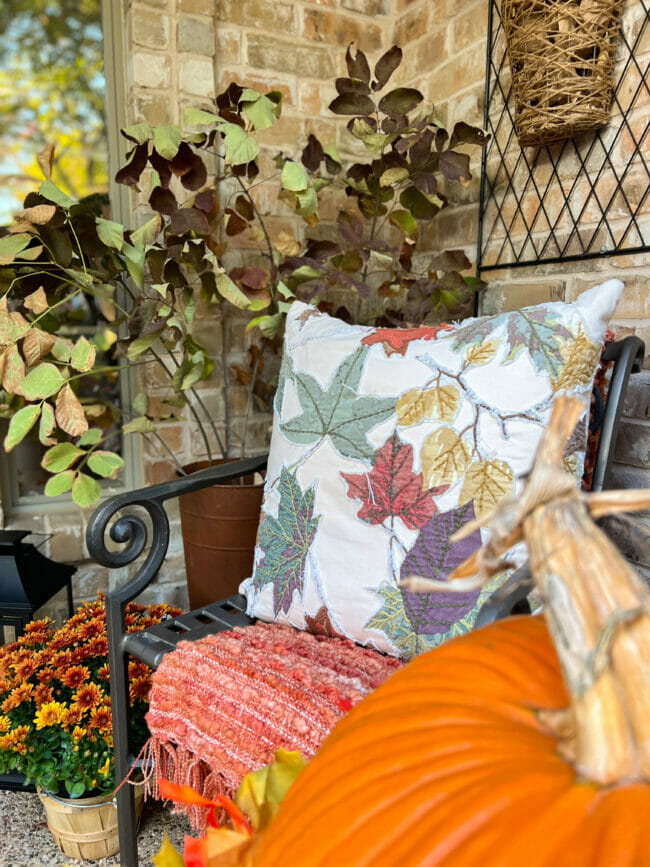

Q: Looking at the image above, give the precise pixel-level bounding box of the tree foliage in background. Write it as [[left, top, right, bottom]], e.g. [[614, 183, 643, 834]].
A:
[[0, 0, 106, 217], [0, 45, 488, 506]]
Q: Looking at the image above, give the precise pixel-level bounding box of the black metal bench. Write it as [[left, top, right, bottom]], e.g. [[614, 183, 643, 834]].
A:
[[86, 335, 645, 867]]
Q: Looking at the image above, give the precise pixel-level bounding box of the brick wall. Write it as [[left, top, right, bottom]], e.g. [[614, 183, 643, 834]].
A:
[[9, 0, 647, 626]]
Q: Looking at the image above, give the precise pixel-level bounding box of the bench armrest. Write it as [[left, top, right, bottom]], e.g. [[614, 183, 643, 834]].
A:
[[86, 455, 267, 605]]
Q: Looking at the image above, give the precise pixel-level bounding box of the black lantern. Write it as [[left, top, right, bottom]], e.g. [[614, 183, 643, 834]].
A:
[[0, 530, 76, 642]]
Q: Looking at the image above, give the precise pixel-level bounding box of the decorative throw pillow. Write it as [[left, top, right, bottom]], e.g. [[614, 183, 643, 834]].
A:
[[240, 279, 623, 658]]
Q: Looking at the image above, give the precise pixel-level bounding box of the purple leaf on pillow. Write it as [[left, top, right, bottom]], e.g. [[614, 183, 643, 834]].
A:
[[399, 502, 482, 634]]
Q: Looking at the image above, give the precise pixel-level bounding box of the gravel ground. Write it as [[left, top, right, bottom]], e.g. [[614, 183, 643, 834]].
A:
[[0, 790, 190, 867]]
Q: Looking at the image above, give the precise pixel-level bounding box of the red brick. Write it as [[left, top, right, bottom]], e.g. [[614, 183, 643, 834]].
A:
[[393, 4, 429, 46], [303, 8, 383, 53]]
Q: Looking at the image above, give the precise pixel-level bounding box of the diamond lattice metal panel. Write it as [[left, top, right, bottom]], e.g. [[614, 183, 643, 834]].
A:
[[478, 0, 650, 274]]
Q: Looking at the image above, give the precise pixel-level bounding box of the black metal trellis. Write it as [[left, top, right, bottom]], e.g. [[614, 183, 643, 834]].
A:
[[477, 0, 650, 274]]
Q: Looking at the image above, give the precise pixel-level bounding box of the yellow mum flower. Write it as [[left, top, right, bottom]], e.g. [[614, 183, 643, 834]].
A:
[[98, 757, 111, 776], [34, 700, 65, 730], [0, 715, 11, 734], [71, 725, 86, 742]]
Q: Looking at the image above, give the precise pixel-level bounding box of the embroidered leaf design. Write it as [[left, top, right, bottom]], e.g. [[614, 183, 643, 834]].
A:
[[400, 502, 481, 585], [280, 348, 394, 460], [304, 605, 344, 638], [504, 308, 573, 376], [465, 339, 498, 367], [420, 427, 472, 488], [361, 323, 454, 356], [451, 314, 501, 351], [551, 326, 601, 393], [396, 385, 460, 427], [365, 503, 501, 658], [253, 467, 321, 616], [296, 306, 322, 329], [458, 459, 514, 522], [342, 433, 448, 531], [452, 306, 575, 377], [365, 583, 439, 658]]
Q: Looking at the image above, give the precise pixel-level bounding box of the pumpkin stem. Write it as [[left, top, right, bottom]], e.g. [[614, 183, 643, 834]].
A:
[[446, 395, 650, 785], [522, 396, 650, 785]]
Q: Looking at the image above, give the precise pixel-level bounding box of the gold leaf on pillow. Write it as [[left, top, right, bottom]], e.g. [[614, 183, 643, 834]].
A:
[[551, 326, 601, 394], [397, 385, 460, 426], [465, 339, 498, 367], [459, 459, 514, 522], [421, 427, 471, 488]]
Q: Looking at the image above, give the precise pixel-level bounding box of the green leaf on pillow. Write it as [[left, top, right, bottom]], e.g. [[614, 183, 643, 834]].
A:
[[280, 348, 395, 461], [504, 308, 573, 377], [253, 467, 321, 616], [365, 583, 439, 660], [451, 305, 575, 378]]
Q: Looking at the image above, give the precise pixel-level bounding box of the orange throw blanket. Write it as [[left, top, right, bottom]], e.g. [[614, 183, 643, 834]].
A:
[[145, 622, 402, 827]]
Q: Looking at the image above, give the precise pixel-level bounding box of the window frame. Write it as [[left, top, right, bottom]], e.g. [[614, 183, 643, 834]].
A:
[[0, 0, 142, 518]]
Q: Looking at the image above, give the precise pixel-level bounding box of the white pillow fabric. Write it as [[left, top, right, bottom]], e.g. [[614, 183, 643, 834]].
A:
[[241, 279, 623, 658]]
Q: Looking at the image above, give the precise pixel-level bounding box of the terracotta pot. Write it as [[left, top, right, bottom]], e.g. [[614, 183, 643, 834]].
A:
[[178, 461, 265, 609], [38, 784, 144, 860]]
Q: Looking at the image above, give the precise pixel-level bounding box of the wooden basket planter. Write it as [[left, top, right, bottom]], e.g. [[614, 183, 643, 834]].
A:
[[501, 0, 624, 147], [38, 784, 144, 860]]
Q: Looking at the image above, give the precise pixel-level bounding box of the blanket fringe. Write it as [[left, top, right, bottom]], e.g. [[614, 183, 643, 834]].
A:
[[145, 736, 237, 829]]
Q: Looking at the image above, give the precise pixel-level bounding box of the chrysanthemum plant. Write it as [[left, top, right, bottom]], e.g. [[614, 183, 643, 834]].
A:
[[0, 44, 487, 506], [0, 597, 180, 797]]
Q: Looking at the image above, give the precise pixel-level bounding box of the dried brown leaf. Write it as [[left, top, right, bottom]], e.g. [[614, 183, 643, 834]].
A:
[[22, 329, 56, 366], [23, 287, 49, 314], [55, 384, 89, 437]]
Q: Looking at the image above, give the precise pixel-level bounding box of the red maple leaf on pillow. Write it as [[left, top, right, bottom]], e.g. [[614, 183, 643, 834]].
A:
[[361, 323, 454, 356], [342, 434, 449, 531]]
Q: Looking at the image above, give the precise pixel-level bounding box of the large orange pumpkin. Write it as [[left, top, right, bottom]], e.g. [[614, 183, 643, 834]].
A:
[[251, 397, 650, 867]]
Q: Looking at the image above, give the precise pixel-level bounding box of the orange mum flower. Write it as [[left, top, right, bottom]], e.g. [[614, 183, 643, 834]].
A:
[[85, 636, 108, 657], [97, 664, 110, 681], [78, 618, 104, 640], [72, 682, 104, 710], [0, 715, 10, 733], [61, 706, 83, 728], [52, 650, 73, 668], [24, 619, 53, 634], [2, 682, 34, 712], [18, 629, 51, 646], [69, 647, 86, 665], [15, 658, 37, 680], [34, 685, 54, 707], [61, 665, 90, 690], [129, 676, 151, 704], [13, 724, 30, 743], [88, 704, 112, 734], [49, 631, 76, 652], [128, 660, 151, 680]]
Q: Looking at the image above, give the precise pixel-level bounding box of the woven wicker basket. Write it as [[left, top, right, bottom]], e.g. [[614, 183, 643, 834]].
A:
[[501, 0, 624, 147], [38, 784, 144, 860]]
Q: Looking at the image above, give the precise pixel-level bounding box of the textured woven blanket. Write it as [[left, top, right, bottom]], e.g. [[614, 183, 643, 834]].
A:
[[145, 622, 402, 826]]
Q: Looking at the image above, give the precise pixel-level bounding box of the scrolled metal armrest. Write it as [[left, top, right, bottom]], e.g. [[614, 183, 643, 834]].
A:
[[86, 455, 267, 605]]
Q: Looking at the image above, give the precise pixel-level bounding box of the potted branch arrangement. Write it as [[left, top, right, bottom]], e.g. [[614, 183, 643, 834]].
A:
[[0, 44, 487, 602], [0, 597, 180, 859]]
